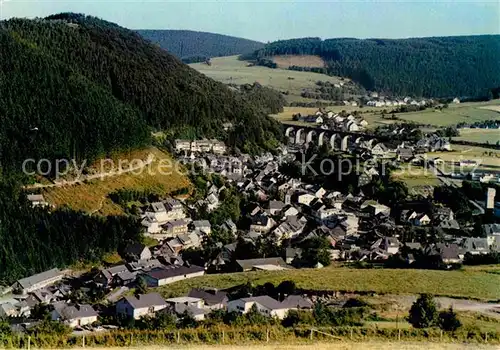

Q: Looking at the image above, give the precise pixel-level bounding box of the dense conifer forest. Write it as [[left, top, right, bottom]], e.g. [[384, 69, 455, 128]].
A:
[[0, 13, 281, 172], [0, 181, 142, 284], [248, 36, 500, 98], [0, 13, 282, 283], [137, 29, 264, 60]]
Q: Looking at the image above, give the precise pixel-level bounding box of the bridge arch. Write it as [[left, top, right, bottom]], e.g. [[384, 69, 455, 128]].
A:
[[285, 127, 295, 138], [295, 128, 305, 144], [355, 137, 364, 144], [341, 135, 351, 151], [329, 134, 339, 150], [306, 130, 317, 144], [318, 132, 326, 146]]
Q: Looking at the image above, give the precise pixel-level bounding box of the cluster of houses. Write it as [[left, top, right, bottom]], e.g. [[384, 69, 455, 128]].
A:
[[365, 95, 431, 108], [294, 110, 368, 132], [172, 147, 500, 269], [117, 290, 313, 321], [0, 264, 316, 328], [4, 129, 498, 333], [174, 139, 227, 155]]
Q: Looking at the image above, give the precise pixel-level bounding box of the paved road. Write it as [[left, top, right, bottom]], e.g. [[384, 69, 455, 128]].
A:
[[24, 154, 154, 190], [106, 286, 129, 303]]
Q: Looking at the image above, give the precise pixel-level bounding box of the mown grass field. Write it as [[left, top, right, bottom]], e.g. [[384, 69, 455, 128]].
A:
[[159, 266, 500, 301], [190, 56, 345, 102], [43, 147, 191, 215], [453, 129, 500, 144], [271, 55, 326, 69]]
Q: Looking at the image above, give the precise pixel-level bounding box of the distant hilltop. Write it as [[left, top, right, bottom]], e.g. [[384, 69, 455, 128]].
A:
[[137, 29, 264, 62]]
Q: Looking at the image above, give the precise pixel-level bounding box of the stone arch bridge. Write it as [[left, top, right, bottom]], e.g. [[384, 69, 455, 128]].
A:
[[284, 125, 379, 152]]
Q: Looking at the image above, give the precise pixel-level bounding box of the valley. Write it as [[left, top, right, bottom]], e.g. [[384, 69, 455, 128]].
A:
[[0, 7, 499, 349]]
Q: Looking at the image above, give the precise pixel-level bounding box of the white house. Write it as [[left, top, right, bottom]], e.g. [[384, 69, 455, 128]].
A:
[[141, 216, 162, 234], [13, 269, 64, 295], [297, 193, 315, 206], [165, 297, 206, 321], [250, 215, 276, 234], [116, 293, 167, 320], [27, 194, 49, 207], [51, 303, 98, 328], [227, 295, 293, 320], [371, 143, 388, 156]]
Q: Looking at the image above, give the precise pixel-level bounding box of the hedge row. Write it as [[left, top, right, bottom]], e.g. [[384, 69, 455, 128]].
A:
[[1, 325, 498, 348]]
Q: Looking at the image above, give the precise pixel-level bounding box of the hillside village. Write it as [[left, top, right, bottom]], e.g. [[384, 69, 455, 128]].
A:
[[2, 120, 499, 334]]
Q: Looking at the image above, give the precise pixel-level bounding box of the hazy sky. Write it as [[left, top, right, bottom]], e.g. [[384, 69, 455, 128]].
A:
[[2, 0, 499, 42]]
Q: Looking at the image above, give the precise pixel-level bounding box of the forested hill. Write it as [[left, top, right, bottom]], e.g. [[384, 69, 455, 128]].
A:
[[137, 29, 264, 61], [249, 36, 500, 98], [0, 13, 281, 172]]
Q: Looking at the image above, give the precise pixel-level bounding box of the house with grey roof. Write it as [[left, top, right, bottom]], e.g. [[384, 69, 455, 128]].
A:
[[221, 219, 237, 234], [227, 295, 295, 319], [116, 293, 167, 319], [266, 200, 286, 216], [192, 220, 211, 234], [123, 243, 152, 261], [27, 194, 48, 207], [143, 265, 205, 287], [250, 214, 276, 234], [281, 295, 313, 310], [13, 268, 64, 295], [94, 265, 128, 288], [188, 288, 228, 310], [51, 302, 98, 328], [460, 237, 489, 255], [235, 257, 287, 272], [165, 297, 206, 321], [0, 303, 18, 318]]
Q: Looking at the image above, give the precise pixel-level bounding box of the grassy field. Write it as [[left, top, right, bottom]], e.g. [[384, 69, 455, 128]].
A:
[[159, 266, 500, 301], [453, 129, 500, 144], [391, 165, 440, 188], [395, 101, 500, 126], [190, 56, 345, 102], [42, 147, 191, 215]]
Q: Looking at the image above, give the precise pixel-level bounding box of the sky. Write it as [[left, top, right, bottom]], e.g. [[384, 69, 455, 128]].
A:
[[1, 0, 499, 42]]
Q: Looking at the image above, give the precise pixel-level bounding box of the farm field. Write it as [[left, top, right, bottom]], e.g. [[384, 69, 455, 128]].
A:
[[271, 54, 326, 69], [190, 56, 345, 102], [42, 147, 191, 215], [159, 266, 500, 301], [453, 129, 500, 144], [395, 101, 500, 126]]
